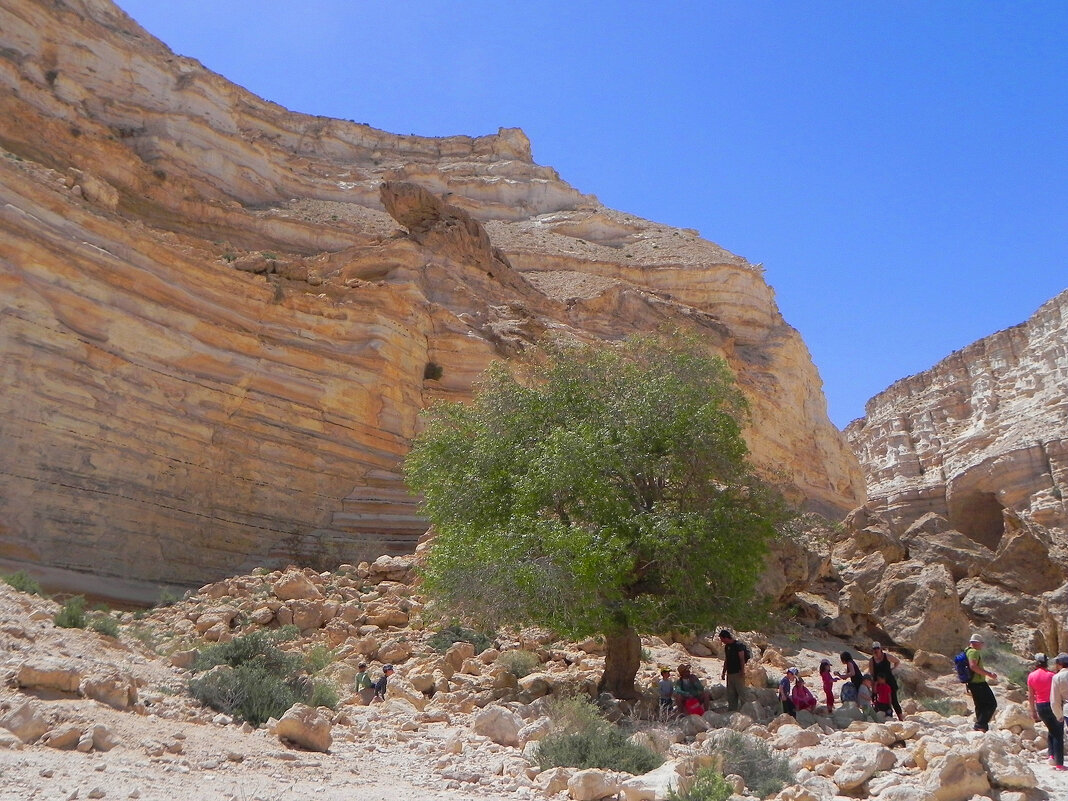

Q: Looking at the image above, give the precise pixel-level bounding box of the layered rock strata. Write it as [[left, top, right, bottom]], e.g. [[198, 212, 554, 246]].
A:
[[844, 290, 1068, 653], [0, 0, 863, 600], [846, 291, 1067, 547]]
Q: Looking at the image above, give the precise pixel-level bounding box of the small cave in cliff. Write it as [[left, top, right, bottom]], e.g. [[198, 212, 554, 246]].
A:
[[950, 491, 1005, 549]]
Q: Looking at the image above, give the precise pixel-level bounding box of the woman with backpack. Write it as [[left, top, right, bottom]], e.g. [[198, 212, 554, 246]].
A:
[[868, 642, 905, 721], [835, 651, 863, 705]]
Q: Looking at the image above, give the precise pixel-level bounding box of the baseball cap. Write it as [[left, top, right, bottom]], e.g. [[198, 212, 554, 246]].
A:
[[871, 642, 882, 650], [787, 667, 799, 675], [969, 633, 984, 644], [1035, 653, 1048, 664], [1056, 653, 1068, 667]]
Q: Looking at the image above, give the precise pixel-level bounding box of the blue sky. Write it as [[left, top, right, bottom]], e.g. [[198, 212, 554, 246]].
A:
[[114, 1, 1067, 428]]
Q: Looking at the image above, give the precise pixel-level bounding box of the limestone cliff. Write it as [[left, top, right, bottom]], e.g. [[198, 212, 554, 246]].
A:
[[843, 291, 1068, 654], [846, 291, 1067, 546], [0, 0, 863, 601]]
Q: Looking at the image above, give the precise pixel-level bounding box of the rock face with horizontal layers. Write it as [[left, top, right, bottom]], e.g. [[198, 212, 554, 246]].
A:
[[0, 0, 863, 602], [845, 290, 1068, 653]]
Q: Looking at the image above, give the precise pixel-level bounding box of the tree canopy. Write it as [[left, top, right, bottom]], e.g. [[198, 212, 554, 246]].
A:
[[404, 334, 789, 696]]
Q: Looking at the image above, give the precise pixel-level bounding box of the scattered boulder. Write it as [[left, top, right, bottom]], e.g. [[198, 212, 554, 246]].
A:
[[275, 704, 332, 752], [0, 700, 50, 743], [472, 705, 523, 746]]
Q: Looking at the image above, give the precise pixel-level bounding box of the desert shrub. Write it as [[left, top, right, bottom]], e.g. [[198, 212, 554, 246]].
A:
[[304, 645, 337, 674], [53, 596, 87, 629], [535, 728, 663, 774], [534, 693, 663, 774], [189, 664, 298, 727], [3, 570, 42, 596], [309, 681, 339, 709], [274, 624, 301, 642], [154, 587, 182, 607], [667, 766, 733, 801], [713, 731, 793, 798], [193, 630, 302, 675], [426, 623, 493, 654], [89, 613, 121, 637], [497, 649, 540, 678]]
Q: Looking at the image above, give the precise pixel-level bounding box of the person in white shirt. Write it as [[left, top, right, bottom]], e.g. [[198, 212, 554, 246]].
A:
[[1047, 652, 1068, 771]]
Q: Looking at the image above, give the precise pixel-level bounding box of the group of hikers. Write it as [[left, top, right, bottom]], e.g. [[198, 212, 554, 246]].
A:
[[657, 631, 907, 721], [1025, 646, 1068, 771], [352, 662, 394, 704]]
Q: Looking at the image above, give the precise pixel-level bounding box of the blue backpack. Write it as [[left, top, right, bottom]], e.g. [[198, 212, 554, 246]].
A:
[[954, 651, 973, 683]]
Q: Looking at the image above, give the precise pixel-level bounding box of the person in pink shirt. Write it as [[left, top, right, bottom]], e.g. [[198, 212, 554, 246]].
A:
[[819, 659, 836, 712], [1029, 652, 1063, 768]]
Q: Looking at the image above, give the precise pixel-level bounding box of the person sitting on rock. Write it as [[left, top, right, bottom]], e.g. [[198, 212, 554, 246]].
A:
[[673, 664, 709, 713], [354, 662, 375, 705], [857, 674, 874, 713], [373, 664, 394, 702], [791, 675, 817, 713], [873, 674, 894, 716]]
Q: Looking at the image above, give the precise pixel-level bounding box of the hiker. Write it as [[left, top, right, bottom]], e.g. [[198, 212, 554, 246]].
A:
[[857, 674, 874, 713], [656, 667, 675, 711], [719, 629, 750, 712], [835, 651, 863, 706], [673, 664, 709, 714], [791, 675, 818, 713], [1048, 652, 1068, 771], [373, 664, 394, 702], [1027, 652, 1062, 768], [779, 667, 799, 717], [965, 634, 998, 732], [819, 658, 837, 712], [868, 642, 905, 721], [873, 674, 894, 716], [353, 662, 375, 705]]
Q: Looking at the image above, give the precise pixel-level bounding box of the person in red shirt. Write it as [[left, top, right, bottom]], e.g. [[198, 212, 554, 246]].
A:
[[873, 674, 894, 715], [1027, 653, 1062, 767]]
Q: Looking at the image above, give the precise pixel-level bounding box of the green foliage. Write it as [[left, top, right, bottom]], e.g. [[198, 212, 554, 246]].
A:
[[189, 664, 298, 727], [193, 631, 302, 676], [713, 731, 794, 798], [535, 728, 663, 774], [154, 588, 182, 607], [406, 334, 788, 645], [304, 645, 337, 674], [53, 596, 88, 629], [426, 624, 494, 654], [667, 767, 733, 801], [2, 570, 42, 596], [89, 613, 121, 637], [545, 694, 608, 735], [497, 650, 541, 678], [274, 624, 301, 642], [309, 681, 340, 709], [188, 631, 334, 725]]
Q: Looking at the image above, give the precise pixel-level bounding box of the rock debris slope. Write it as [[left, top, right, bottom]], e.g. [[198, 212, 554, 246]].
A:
[[0, 0, 862, 600]]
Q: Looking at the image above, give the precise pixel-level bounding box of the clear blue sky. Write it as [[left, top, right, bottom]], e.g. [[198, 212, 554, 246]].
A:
[[114, 1, 1067, 428]]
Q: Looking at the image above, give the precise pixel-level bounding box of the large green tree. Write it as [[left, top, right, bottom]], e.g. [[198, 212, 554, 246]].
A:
[[404, 335, 788, 698]]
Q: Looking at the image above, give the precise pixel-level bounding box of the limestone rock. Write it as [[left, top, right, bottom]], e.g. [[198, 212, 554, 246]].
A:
[[568, 768, 622, 801], [41, 725, 83, 750], [471, 706, 523, 746], [0, 701, 50, 743], [16, 659, 83, 693], [619, 762, 682, 801], [0, 0, 862, 600], [869, 561, 971, 653], [80, 672, 138, 710], [275, 704, 332, 752], [272, 572, 322, 602], [922, 752, 990, 801]]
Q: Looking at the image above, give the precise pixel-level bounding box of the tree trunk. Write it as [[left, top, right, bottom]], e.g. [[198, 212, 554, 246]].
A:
[[598, 627, 641, 699]]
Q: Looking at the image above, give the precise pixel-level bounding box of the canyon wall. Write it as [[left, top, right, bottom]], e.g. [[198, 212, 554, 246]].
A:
[[846, 290, 1068, 546], [0, 0, 863, 601]]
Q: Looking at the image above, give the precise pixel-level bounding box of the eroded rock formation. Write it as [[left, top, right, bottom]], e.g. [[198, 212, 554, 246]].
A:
[[843, 291, 1068, 654], [0, 0, 862, 601]]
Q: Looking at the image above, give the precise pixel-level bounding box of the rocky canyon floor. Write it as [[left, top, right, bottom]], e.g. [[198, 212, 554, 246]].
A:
[[3, 571, 1068, 801]]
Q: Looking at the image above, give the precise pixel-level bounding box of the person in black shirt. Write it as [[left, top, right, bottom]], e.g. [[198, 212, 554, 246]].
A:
[[719, 629, 750, 712]]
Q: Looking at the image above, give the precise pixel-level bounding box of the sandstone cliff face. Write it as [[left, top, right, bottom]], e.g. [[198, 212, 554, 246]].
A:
[[843, 291, 1068, 654], [0, 0, 863, 601], [846, 291, 1067, 546]]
